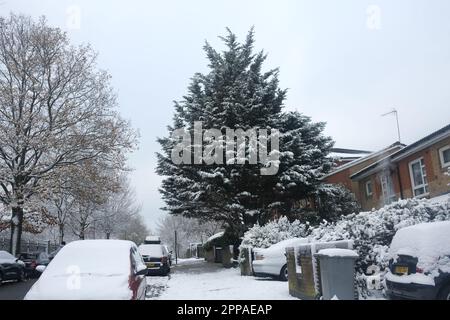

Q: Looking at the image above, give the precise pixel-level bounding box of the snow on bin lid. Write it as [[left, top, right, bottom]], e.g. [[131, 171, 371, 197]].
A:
[[317, 248, 358, 258]]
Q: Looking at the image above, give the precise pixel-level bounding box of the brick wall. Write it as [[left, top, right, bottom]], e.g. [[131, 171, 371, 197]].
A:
[[397, 136, 450, 199], [358, 137, 450, 210]]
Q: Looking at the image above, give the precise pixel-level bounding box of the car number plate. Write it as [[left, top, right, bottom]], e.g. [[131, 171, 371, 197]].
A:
[[146, 263, 155, 268], [395, 266, 408, 275]]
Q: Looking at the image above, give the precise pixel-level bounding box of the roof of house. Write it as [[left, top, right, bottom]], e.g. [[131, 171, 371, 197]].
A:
[[349, 153, 396, 181], [391, 123, 450, 162], [322, 142, 404, 179], [350, 124, 450, 181]]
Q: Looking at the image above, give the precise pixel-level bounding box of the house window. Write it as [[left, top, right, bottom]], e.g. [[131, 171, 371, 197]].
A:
[[380, 173, 396, 204], [409, 158, 429, 197], [439, 145, 450, 168], [365, 180, 373, 197]]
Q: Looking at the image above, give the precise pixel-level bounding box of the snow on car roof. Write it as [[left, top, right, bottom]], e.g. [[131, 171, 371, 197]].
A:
[[0, 250, 15, 261], [138, 244, 165, 257], [389, 221, 450, 274], [145, 236, 160, 241], [44, 240, 134, 275], [264, 237, 309, 253], [24, 240, 136, 300]]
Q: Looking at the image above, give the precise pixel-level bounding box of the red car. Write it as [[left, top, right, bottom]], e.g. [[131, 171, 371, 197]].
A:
[[25, 240, 147, 300]]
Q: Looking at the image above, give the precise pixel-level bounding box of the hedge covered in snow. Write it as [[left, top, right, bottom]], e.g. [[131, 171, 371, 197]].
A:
[[241, 196, 450, 293]]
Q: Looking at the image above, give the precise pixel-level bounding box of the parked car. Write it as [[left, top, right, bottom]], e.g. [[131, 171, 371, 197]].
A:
[[385, 221, 450, 300], [0, 250, 26, 284], [18, 252, 50, 278], [252, 238, 309, 281], [138, 244, 170, 276], [24, 240, 147, 300]]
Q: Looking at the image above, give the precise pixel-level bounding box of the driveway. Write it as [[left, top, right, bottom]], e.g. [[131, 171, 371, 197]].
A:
[[146, 258, 295, 300]]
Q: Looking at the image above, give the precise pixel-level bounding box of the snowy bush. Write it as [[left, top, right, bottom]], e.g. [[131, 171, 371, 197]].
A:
[[240, 216, 310, 249], [241, 196, 450, 296], [309, 197, 450, 272]]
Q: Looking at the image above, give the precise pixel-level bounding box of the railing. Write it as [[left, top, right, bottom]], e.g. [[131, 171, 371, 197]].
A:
[[0, 237, 59, 254]]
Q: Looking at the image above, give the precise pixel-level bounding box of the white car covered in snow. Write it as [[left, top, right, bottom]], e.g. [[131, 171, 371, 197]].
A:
[[24, 240, 148, 300], [252, 238, 309, 281], [385, 221, 450, 300]]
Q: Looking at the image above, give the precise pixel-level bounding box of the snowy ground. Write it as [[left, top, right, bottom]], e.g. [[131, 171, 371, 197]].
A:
[[146, 258, 296, 300]]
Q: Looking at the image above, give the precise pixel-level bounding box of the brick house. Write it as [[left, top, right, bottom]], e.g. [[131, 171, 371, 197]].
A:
[[322, 142, 405, 204], [350, 124, 450, 210]]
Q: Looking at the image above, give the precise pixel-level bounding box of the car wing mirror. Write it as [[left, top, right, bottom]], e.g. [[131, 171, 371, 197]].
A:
[[135, 265, 147, 276], [35, 265, 46, 273]]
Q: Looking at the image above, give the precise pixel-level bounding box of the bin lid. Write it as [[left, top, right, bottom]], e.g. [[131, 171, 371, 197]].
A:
[[315, 248, 358, 258]]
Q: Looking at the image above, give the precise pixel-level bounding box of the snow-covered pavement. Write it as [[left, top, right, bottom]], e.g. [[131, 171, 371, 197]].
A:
[[146, 258, 296, 300]]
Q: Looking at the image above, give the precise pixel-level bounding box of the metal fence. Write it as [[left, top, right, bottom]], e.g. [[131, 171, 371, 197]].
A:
[[0, 237, 59, 254]]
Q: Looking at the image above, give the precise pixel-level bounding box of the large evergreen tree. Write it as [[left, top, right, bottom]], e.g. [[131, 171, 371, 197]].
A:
[[157, 29, 337, 238]]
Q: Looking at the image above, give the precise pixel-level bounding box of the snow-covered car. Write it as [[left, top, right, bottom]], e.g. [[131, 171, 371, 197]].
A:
[[139, 244, 171, 276], [24, 240, 147, 300], [0, 250, 26, 284], [252, 238, 309, 281], [385, 221, 450, 300]]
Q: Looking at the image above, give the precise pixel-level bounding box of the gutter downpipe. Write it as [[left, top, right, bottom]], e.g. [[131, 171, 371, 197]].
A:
[[396, 163, 404, 200]]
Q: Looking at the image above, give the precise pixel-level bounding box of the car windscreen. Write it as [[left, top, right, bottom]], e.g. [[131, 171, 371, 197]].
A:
[[138, 244, 164, 257]]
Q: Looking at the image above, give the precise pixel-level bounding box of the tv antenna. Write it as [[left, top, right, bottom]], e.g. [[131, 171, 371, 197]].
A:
[[381, 108, 401, 143]]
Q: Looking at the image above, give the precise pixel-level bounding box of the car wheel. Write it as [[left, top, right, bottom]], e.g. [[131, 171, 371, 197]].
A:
[[437, 284, 450, 300], [279, 264, 288, 281]]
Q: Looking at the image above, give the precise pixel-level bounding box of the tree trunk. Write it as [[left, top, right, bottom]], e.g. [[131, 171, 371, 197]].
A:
[[106, 232, 110, 239], [58, 224, 65, 244], [9, 206, 24, 255]]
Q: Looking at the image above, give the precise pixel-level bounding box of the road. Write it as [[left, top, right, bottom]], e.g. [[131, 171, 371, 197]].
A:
[[0, 278, 37, 300]]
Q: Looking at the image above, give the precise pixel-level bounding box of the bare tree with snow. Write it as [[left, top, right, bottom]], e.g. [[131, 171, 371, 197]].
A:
[[0, 14, 137, 254], [97, 175, 141, 239]]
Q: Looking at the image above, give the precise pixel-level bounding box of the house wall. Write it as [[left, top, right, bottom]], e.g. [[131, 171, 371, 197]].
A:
[[357, 167, 403, 211], [324, 146, 403, 204], [397, 137, 450, 198], [357, 137, 450, 210]]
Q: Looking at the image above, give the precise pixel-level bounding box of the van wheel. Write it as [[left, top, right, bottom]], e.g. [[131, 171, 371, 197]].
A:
[[437, 284, 450, 300], [279, 264, 288, 281]]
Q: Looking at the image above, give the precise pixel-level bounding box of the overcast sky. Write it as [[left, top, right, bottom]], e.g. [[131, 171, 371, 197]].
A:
[[2, 0, 449, 230]]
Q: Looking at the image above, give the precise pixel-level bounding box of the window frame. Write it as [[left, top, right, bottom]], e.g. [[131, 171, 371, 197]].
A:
[[438, 145, 450, 168], [408, 157, 429, 198], [365, 180, 373, 197]]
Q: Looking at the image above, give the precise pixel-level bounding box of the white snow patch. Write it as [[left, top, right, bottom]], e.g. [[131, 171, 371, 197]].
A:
[[205, 231, 225, 244], [157, 261, 295, 300], [317, 248, 358, 258]]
